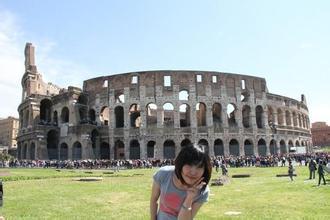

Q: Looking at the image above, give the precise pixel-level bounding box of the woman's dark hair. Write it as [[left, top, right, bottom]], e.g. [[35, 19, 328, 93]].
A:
[[174, 144, 212, 189]]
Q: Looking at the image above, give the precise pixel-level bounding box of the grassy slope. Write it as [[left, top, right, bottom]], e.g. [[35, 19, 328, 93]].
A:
[[0, 167, 329, 219]]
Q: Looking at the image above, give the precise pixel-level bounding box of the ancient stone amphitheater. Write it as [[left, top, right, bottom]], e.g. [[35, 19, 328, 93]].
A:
[[17, 43, 312, 160]]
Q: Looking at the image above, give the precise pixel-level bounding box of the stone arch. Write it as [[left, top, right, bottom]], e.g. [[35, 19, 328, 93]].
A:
[[244, 139, 254, 156], [180, 104, 191, 127], [280, 140, 287, 154], [229, 139, 239, 156], [298, 114, 302, 127], [163, 103, 174, 127], [268, 106, 275, 126], [100, 106, 110, 126], [129, 139, 140, 159], [179, 90, 189, 100], [227, 103, 237, 127], [212, 103, 222, 127], [256, 105, 264, 128], [198, 139, 209, 154], [295, 140, 300, 147], [22, 143, 27, 159], [89, 109, 96, 123], [129, 104, 141, 128], [242, 105, 251, 128], [196, 102, 207, 126], [72, 141, 82, 160], [147, 141, 156, 158], [78, 94, 88, 122], [60, 142, 68, 160], [100, 142, 110, 159], [40, 98, 52, 123], [288, 140, 294, 152], [164, 140, 176, 159], [181, 139, 192, 148], [146, 103, 157, 127], [47, 129, 59, 160], [114, 106, 124, 128], [114, 140, 125, 159], [269, 139, 277, 155], [214, 139, 224, 156], [258, 138, 267, 156], [61, 107, 69, 123]]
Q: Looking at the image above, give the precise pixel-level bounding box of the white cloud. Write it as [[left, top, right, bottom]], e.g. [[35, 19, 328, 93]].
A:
[[0, 9, 24, 118], [0, 8, 90, 118]]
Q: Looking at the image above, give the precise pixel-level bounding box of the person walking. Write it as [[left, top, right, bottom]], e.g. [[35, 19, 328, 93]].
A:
[[308, 159, 317, 179], [317, 160, 326, 186], [288, 161, 294, 181]]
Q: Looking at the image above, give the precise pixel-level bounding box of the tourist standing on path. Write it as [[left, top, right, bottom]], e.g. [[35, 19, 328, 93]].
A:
[[288, 161, 294, 181], [317, 160, 326, 186], [308, 159, 317, 179], [150, 144, 212, 220]]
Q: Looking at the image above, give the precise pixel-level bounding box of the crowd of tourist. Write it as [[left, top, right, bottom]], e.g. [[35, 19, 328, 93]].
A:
[[0, 152, 328, 171]]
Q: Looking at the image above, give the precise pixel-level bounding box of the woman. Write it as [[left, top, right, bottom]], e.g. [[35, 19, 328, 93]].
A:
[[150, 144, 212, 220]]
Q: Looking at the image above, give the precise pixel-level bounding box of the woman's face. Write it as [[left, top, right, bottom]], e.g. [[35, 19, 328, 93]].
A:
[[181, 164, 204, 186]]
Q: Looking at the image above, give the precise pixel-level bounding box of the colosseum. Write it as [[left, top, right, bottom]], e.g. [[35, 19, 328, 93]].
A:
[[17, 43, 312, 160]]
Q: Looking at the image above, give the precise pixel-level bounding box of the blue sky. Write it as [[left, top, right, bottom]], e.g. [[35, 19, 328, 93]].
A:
[[0, 0, 329, 125]]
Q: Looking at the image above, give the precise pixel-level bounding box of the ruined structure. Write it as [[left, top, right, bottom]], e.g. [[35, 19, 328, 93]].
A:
[[17, 43, 312, 160], [311, 122, 330, 147]]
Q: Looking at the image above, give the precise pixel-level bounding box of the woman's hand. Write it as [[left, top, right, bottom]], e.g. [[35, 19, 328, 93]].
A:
[[185, 177, 206, 199]]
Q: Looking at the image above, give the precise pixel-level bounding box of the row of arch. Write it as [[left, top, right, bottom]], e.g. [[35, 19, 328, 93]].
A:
[[18, 136, 308, 160]]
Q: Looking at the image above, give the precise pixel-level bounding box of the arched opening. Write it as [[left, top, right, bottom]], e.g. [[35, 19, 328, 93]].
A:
[[22, 144, 27, 159], [61, 107, 69, 123], [60, 143, 68, 160], [91, 129, 99, 158], [229, 139, 239, 156], [256, 105, 264, 128], [146, 103, 157, 127], [89, 109, 96, 123], [244, 139, 254, 156], [180, 104, 191, 127], [40, 99, 52, 123], [163, 140, 176, 159], [288, 140, 294, 152], [258, 139, 267, 156], [280, 140, 287, 154], [78, 94, 88, 105], [269, 139, 277, 155], [72, 141, 82, 160], [227, 104, 237, 127], [147, 141, 156, 158], [129, 139, 140, 159], [295, 140, 300, 147], [298, 114, 302, 127], [212, 103, 222, 128], [268, 106, 275, 126], [100, 106, 109, 126], [179, 90, 189, 100], [30, 142, 36, 160], [242, 105, 251, 128], [163, 103, 174, 127], [100, 142, 110, 159], [78, 94, 88, 123], [114, 106, 124, 128], [198, 139, 209, 155], [129, 104, 141, 128], [292, 112, 297, 127], [114, 140, 125, 159], [47, 130, 59, 160], [181, 139, 191, 148], [214, 139, 224, 156], [196, 102, 207, 126]]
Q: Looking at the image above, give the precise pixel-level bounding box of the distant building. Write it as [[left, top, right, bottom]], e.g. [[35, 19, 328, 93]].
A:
[[311, 122, 330, 147], [0, 116, 20, 150]]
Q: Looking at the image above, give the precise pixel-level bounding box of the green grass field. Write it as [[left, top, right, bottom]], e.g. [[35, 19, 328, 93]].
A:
[[0, 166, 329, 220]]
